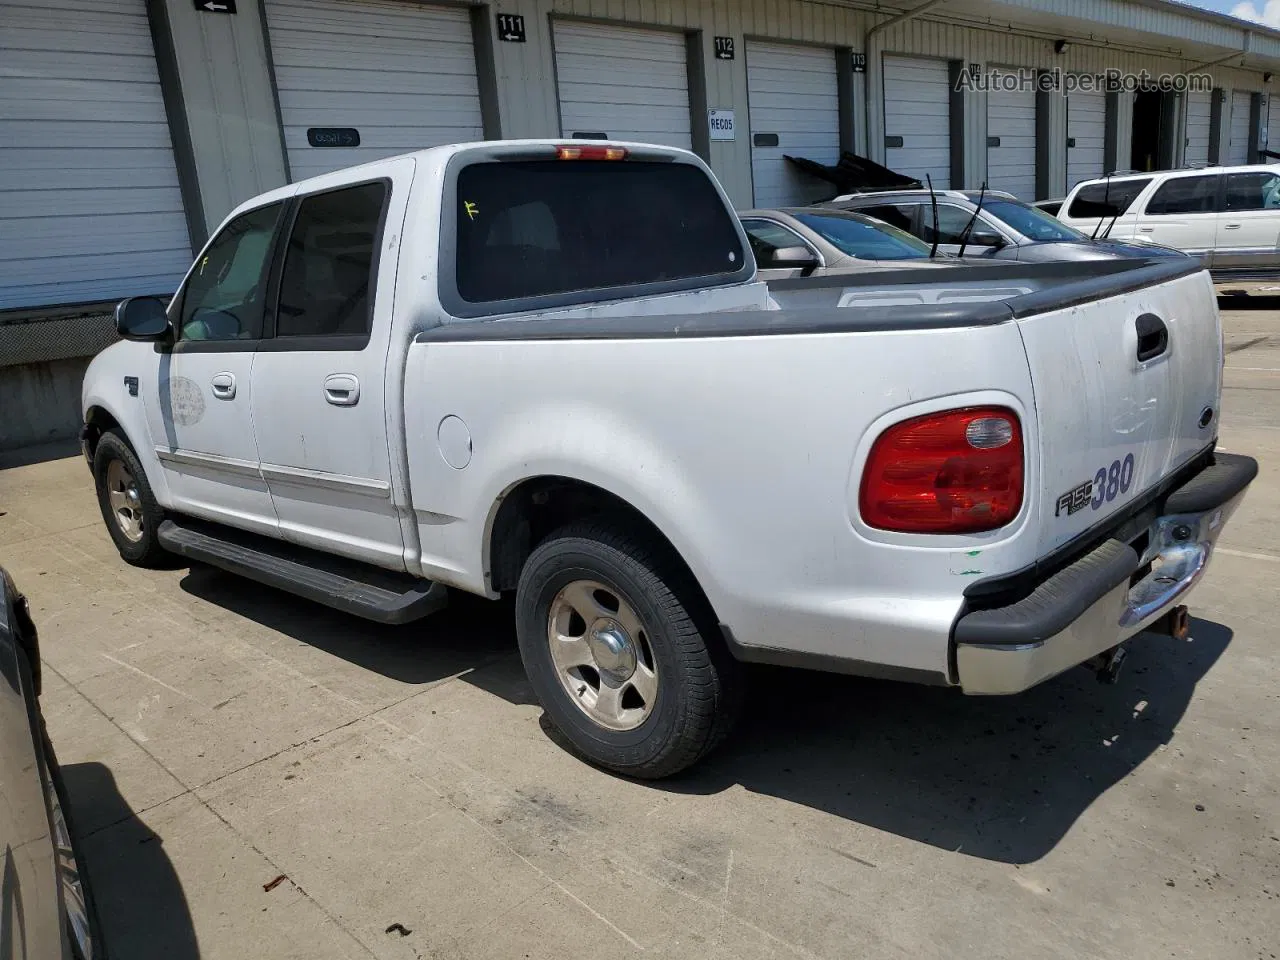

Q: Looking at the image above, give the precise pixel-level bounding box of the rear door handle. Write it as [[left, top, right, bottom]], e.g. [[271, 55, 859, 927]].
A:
[[1223, 223, 1242, 230], [1135, 313, 1169, 363], [1138, 227, 1154, 233], [210, 372, 236, 400], [324, 374, 360, 406]]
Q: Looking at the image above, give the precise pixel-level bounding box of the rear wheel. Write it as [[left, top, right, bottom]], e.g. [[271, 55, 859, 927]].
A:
[[93, 430, 167, 567], [515, 521, 742, 778]]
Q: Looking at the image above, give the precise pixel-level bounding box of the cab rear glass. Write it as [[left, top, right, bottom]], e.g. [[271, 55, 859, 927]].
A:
[[453, 160, 747, 306]]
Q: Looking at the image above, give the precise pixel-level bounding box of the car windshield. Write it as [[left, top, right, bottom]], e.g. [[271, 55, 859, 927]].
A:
[[981, 199, 1086, 242], [792, 211, 931, 260]]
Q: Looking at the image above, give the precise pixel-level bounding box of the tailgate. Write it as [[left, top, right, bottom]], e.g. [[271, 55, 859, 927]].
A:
[[1015, 268, 1222, 555]]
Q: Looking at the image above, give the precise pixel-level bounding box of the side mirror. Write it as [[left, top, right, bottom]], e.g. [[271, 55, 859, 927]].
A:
[[765, 245, 820, 272], [115, 296, 171, 342], [969, 230, 1007, 250]]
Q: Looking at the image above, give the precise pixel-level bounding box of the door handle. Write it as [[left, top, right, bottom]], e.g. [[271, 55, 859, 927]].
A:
[[210, 372, 236, 400], [1135, 313, 1169, 363], [323, 374, 360, 406], [1138, 226, 1153, 233], [1223, 223, 1241, 230]]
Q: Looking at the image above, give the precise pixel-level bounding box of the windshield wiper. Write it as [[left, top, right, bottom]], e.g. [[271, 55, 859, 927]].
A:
[[956, 182, 987, 259], [926, 174, 940, 258]]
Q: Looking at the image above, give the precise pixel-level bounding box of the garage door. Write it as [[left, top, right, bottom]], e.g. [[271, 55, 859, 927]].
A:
[[266, 0, 484, 181], [0, 0, 190, 310], [1227, 90, 1252, 165], [883, 56, 950, 188], [746, 42, 840, 207], [553, 21, 691, 149], [987, 72, 1037, 199], [1184, 91, 1212, 167], [1066, 84, 1106, 191]]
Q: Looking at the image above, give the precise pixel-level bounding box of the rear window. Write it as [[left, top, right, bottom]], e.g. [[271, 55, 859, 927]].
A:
[[454, 160, 745, 304], [1145, 175, 1219, 215], [1067, 179, 1152, 218]]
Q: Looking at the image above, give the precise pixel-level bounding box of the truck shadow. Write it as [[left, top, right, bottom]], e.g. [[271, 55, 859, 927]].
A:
[[60, 762, 199, 960], [658, 618, 1231, 864], [178, 565, 528, 694]]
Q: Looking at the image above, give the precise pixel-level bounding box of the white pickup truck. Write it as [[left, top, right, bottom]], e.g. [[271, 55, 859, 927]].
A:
[[82, 140, 1256, 777]]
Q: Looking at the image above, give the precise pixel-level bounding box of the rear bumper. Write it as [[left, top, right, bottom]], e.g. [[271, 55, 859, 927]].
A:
[[954, 452, 1258, 695]]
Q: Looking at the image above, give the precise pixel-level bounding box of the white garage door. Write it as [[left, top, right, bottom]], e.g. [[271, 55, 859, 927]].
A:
[[883, 56, 950, 188], [1227, 90, 1253, 166], [746, 42, 840, 207], [267, 0, 484, 181], [553, 21, 691, 149], [1066, 85, 1106, 191], [987, 74, 1037, 199], [0, 0, 190, 310], [1184, 91, 1212, 167]]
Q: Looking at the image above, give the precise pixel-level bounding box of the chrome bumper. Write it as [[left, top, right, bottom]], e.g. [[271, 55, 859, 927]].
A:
[[955, 453, 1256, 695]]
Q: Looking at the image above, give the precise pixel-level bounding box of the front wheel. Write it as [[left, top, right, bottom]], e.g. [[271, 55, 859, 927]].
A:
[[92, 430, 167, 567], [514, 521, 741, 779]]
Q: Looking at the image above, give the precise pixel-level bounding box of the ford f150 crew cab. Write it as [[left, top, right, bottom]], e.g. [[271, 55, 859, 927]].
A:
[[82, 140, 1256, 778]]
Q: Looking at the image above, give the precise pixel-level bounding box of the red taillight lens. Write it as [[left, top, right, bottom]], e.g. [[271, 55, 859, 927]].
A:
[[859, 406, 1024, 534], [556, 144, 628, 161]]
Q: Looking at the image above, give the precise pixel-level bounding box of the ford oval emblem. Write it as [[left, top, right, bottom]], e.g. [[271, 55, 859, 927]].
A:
[[1198, 406, 1214, 429]]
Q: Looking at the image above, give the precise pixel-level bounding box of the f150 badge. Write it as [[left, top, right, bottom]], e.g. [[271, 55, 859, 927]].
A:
[[1055, 453, 1136, 517]]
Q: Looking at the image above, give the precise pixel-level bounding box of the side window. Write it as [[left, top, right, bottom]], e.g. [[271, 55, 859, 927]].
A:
[[275, 181, 388, 339], [1145, 176, 1219, 215], [741, 219, 814, 265], [1222, 172, 1280, 212], [178, 203, 282, 342], [919, 204, 981, 244], [1067, 178, 1152, 218], [859, 204, 917, 232]]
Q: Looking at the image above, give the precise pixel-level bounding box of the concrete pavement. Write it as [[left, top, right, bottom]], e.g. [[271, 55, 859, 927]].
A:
[[1, 304, 1277, 960]]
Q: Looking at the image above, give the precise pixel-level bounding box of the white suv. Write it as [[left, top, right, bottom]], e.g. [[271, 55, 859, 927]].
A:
[[1058, 164, 1280, 280]]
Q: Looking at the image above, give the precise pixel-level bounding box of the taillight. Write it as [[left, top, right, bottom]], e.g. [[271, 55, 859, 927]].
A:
[[859, 406, 1024, 534], [556, 144, 628, 161]]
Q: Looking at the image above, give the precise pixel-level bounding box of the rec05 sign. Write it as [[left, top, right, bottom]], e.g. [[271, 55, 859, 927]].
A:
[[708, 109, 735, 142]]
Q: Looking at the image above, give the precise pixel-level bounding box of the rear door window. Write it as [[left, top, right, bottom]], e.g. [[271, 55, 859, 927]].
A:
[[1144, 175, 1220, 215], [275, 181, 388, 341], [1222, 171, 1280, 211], [740, 219, 816, 265], [453, 160, 746, 307], [1067, 178, 1152, 218], [918, 204, 981, 245]]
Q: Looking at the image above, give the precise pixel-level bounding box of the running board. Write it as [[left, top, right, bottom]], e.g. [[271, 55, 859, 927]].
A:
[[157, 518, 447, 625]]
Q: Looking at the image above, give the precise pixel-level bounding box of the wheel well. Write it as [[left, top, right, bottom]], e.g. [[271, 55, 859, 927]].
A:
[[82, 406, 121, 462], [488, 477, 707, 602]]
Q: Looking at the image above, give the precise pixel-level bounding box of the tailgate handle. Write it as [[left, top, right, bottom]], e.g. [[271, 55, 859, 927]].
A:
[[1135, 313, 1168, 363]]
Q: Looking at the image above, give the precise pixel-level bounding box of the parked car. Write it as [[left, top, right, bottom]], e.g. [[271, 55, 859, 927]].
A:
[[1033, 198, 1064, 217], [1057, 165, 1280, 280], [0, 566, 102, 959], [823, 189, 1182, 262], [83, 139, 1254, 779], [739, 208, 957, 279]]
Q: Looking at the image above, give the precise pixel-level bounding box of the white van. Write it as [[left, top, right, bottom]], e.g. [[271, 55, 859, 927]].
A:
[[1058, 164, 1280, 280]]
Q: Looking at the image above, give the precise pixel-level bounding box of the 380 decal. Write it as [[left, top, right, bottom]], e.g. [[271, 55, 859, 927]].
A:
[[1054, 452, 1136, 518]]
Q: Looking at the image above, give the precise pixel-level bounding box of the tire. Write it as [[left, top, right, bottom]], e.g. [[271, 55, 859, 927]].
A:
[[515, 520, 742, 779], [93, 429, 167, 567], [40, 722, 106, 960]]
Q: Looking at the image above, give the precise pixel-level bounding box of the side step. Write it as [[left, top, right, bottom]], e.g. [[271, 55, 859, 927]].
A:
[[158, 518, 447, 625]]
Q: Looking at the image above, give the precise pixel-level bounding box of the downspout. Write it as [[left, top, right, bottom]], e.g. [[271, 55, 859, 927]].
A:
[[865, 0, 950, 160]]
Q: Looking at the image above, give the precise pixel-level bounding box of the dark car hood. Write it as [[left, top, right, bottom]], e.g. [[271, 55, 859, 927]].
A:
[[1005, 240, 1188, 262]]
